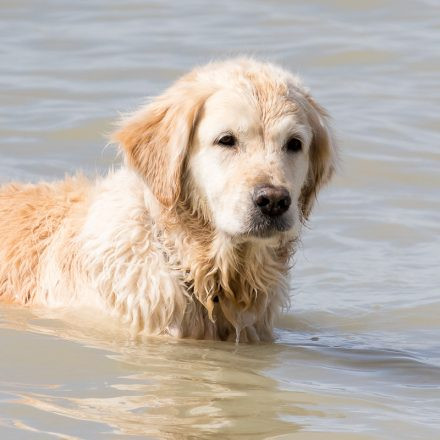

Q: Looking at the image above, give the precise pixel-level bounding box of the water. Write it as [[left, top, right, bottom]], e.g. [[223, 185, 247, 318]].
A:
[[1, 0, 439, 438]]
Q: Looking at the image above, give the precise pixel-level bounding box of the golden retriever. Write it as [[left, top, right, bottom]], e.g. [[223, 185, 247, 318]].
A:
[[0, 58, 337, 342]]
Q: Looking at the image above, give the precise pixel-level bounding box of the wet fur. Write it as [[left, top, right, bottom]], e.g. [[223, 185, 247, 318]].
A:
[[0, 58, 336, 342]]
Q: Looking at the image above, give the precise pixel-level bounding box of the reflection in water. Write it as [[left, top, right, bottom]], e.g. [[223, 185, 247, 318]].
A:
[[2, 306, 439, 439], [1, 307, 306, 439]]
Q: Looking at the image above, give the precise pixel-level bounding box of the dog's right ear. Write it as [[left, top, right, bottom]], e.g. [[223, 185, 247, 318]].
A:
[[113, 81, 210, 208]]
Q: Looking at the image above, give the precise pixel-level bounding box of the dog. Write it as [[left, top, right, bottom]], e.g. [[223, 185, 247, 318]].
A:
[[0, 58, 337, 342]]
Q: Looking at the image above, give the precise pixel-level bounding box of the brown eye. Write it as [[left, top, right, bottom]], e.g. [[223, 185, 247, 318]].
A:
[[217, 134, 236, 147], [285, 137, 302, 153]]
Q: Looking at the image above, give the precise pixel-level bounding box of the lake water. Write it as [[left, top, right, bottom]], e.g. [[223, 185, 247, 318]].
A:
[[0, 0, 439, 438]]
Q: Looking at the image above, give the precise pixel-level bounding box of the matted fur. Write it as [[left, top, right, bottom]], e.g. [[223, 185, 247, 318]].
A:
[[0, 58, 337, 342]]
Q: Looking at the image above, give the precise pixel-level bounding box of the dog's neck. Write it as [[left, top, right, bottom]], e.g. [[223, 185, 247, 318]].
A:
[[143, 183, 295, 339]]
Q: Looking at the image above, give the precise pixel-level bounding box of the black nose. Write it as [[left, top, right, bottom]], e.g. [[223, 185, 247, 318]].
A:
[[253, 185, 291, 217]]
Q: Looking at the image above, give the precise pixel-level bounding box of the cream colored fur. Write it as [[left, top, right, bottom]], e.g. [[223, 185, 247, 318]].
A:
[[0, 58, 337, 342]]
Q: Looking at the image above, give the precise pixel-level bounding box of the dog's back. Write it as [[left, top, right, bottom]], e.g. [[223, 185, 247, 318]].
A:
[[0, 177, 90, 304]]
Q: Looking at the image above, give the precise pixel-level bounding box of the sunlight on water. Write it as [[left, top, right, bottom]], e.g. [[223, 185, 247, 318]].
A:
[[0, 0, 439, 438]]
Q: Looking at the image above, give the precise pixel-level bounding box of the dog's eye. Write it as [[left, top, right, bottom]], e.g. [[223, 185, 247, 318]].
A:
[[285, 137, 302, 153], [217, 134, 236, 147]]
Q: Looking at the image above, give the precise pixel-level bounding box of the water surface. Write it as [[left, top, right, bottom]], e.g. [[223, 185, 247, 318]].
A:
[[0, 0, 439, 438]]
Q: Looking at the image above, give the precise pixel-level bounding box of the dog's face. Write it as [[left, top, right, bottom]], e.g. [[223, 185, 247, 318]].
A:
[[114, 59, 336, 241], [189, 88, 311, 239]]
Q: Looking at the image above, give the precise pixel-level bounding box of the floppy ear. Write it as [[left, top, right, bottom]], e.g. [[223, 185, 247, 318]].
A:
[[113, 82, 209, 207], [299, 94, 338, 220]]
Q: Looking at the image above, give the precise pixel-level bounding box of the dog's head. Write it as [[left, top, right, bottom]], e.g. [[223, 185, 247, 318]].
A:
[[114, 59, 337, 241]]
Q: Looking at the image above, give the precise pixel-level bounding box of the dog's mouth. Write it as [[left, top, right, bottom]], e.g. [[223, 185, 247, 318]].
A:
[[244, 213, 293, 238]]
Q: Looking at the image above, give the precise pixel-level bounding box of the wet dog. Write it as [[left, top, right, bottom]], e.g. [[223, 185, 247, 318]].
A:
[[0, 58, 337, 342]]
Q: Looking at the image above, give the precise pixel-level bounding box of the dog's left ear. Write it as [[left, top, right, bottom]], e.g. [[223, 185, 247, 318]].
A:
[[113, 80, 210, 207], [299, 93, 338, 220]]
